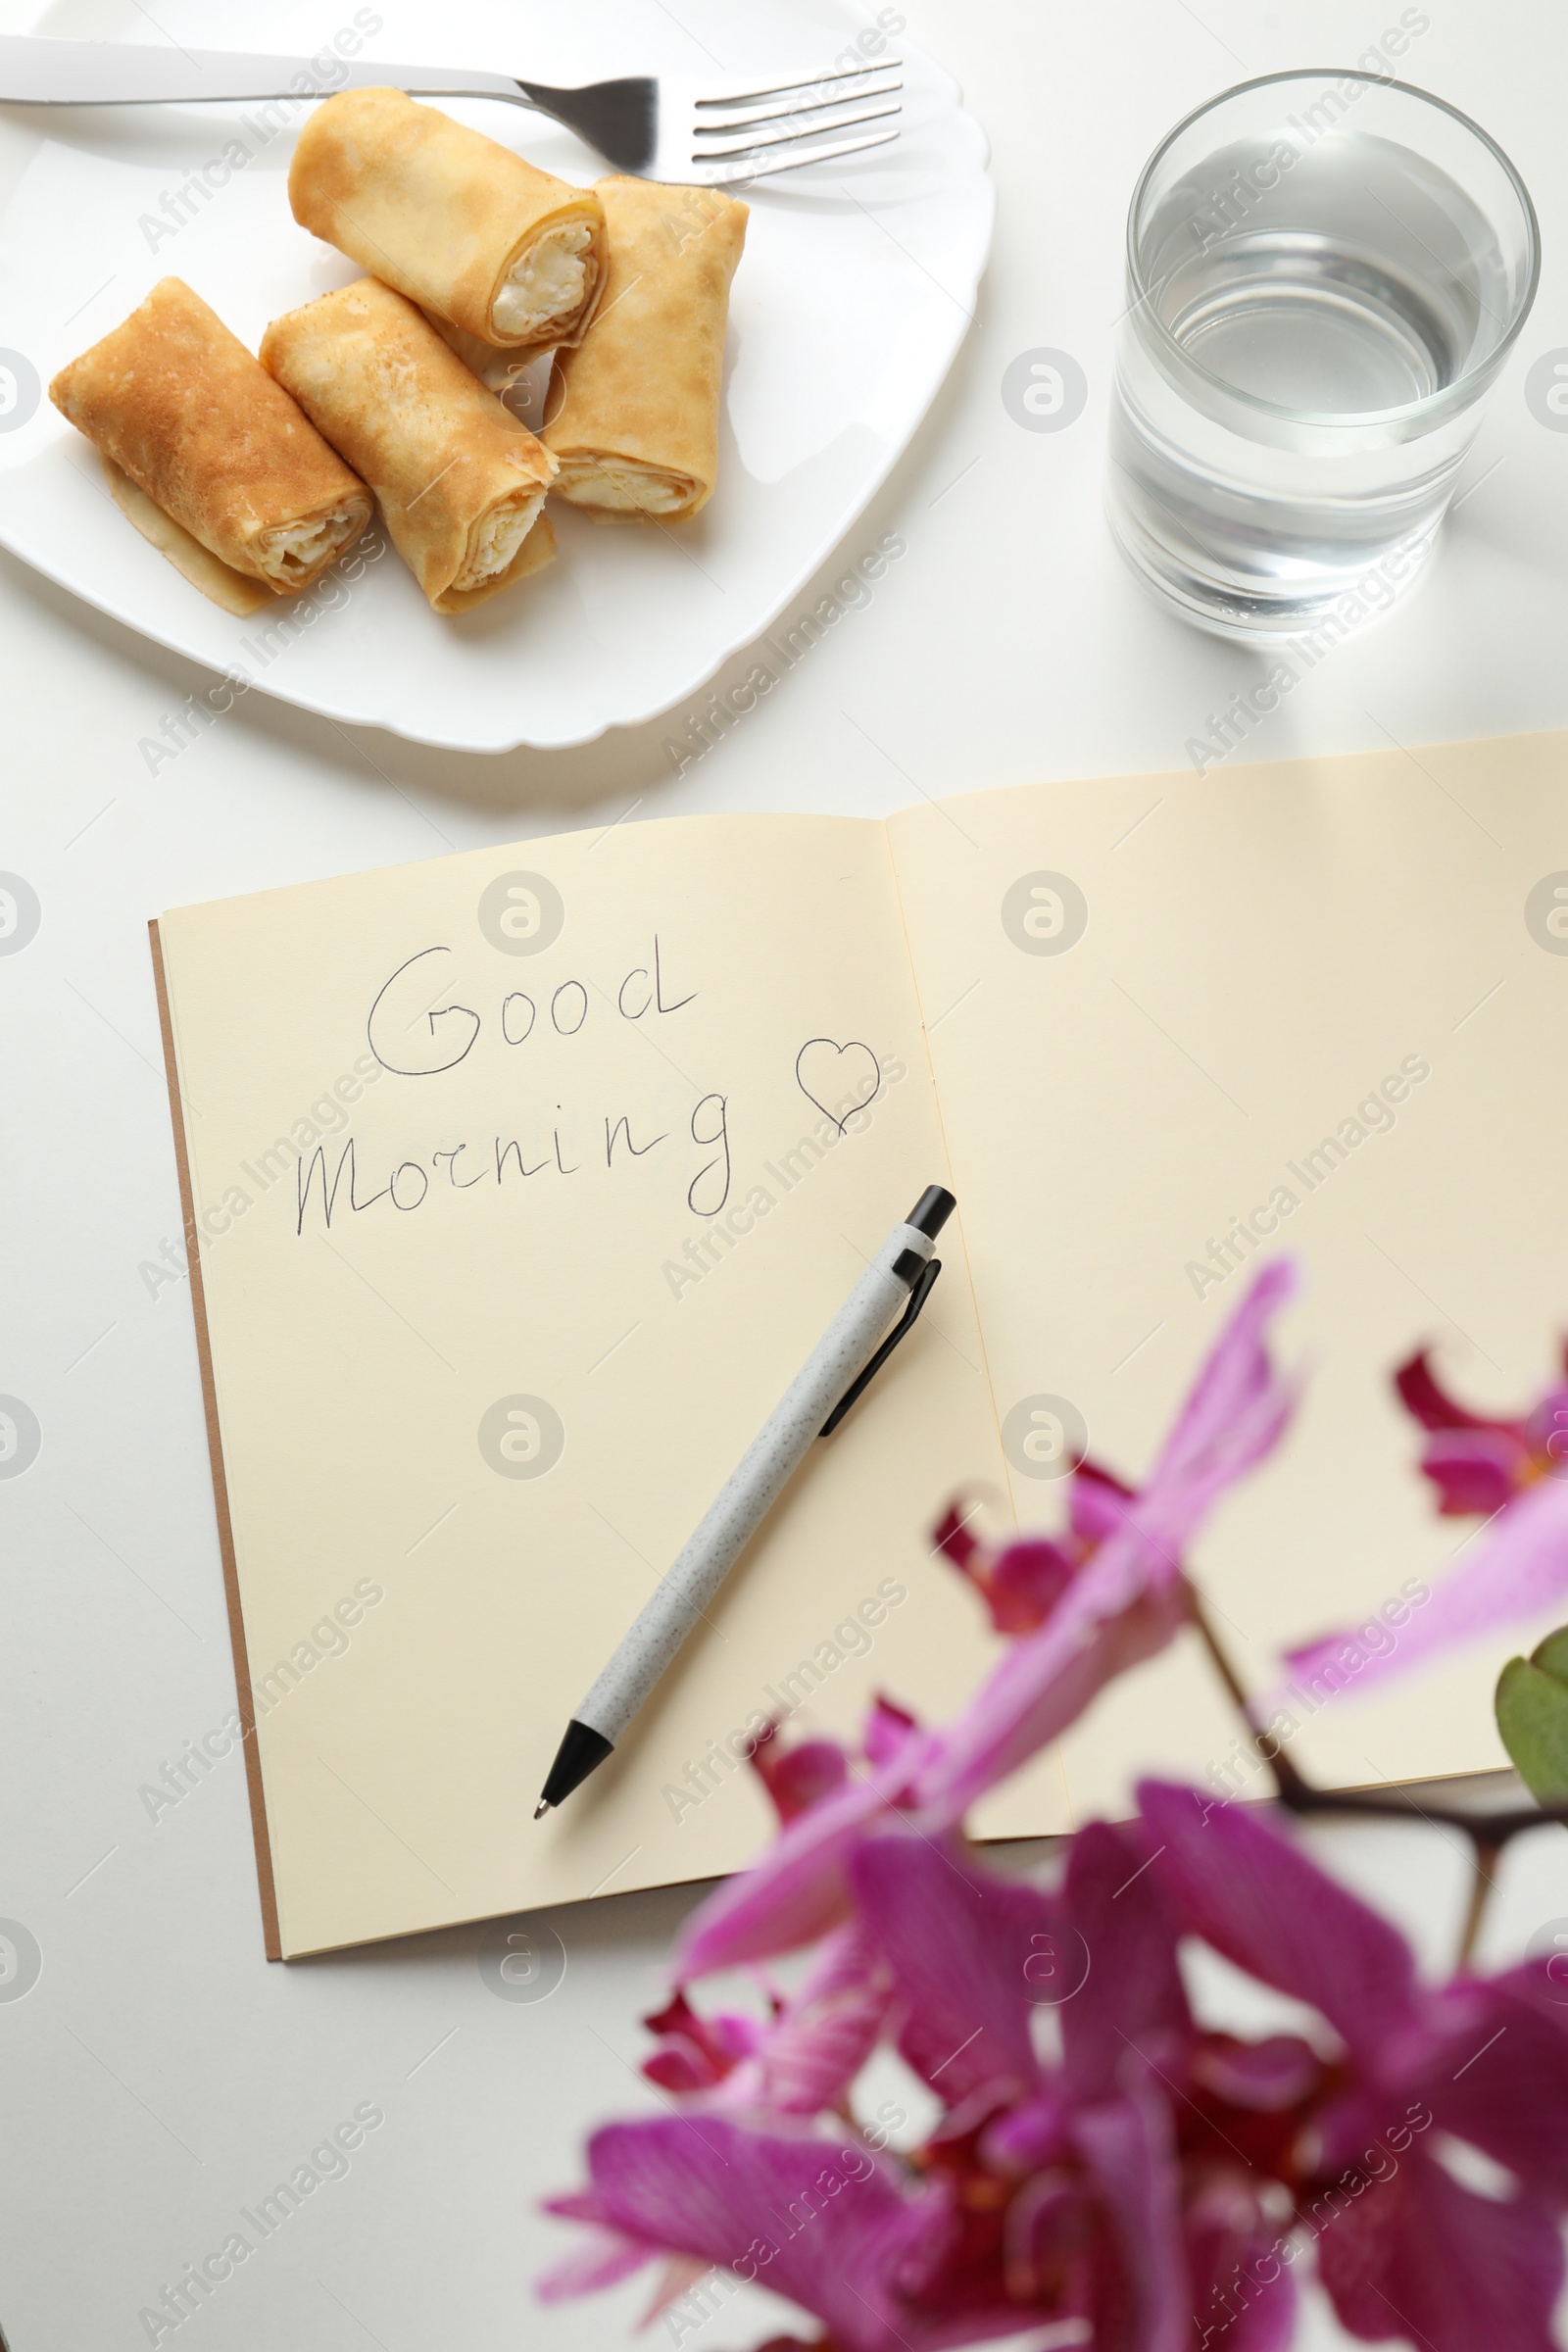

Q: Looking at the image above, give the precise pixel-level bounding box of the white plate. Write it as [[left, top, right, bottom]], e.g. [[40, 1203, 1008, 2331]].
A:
[[0, 0, 992, 750]]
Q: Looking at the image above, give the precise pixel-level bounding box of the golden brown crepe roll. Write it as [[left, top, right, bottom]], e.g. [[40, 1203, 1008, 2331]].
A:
[[49, 277, 371, 596], [288, 89, 606, 353], [261, 278, 559, 613], [419, 311, 536, 394], [542, 178, 747, 523], [99, 458, 276, 616]]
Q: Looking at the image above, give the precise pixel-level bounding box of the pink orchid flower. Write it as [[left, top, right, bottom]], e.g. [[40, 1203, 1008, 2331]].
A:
[[543, 1783, 1568, 2352], [1138, 1780, 1568, 2352], [676, 1258, 1299, 1981], [542, 1827, 1224, 2352], [1286, 1344, 1568, 1696], [644, 1925, 893, 2123]]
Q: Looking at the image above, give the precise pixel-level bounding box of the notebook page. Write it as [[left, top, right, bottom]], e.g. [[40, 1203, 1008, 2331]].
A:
[[156, 812, 1008, 1954], [889, 734, 1568, 1827]]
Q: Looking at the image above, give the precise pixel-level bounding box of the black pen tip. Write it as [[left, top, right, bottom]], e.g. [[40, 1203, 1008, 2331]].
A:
[[533, 1799, 551, 1821], [538, 1718, 615, 1812]]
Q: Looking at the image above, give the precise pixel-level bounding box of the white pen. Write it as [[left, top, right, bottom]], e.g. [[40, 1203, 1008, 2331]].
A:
[[534, 1185, 956, 1816]]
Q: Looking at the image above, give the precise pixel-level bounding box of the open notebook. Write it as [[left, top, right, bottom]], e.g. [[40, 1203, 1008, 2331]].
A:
[[153, 728, 1568, 1957]]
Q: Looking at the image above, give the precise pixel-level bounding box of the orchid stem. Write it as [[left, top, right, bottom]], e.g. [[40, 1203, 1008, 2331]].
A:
[[1456, 1837, 1501, 1971], [1188, 1586, 1312, 1804], [1189, 1587, 1529, 1972]]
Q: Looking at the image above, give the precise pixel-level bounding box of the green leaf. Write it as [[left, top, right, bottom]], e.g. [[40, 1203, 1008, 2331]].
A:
[[1532, 1623, 1568, 1688], [1496, 1654, 1568, 1804]]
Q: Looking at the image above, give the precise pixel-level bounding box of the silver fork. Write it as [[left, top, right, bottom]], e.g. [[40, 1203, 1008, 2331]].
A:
[[0, 36, 904, 183]]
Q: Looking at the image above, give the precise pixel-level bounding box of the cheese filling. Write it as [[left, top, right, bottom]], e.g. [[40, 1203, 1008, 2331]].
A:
[[492, 222, 598, 341], [254, 500, 363, 585], [452, 488, 547, 593], [555, 457, 694, 516]]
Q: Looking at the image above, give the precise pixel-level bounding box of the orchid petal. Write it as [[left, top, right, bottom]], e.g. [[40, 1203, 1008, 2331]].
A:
[[1217, 2267, 1296, 2352], [541, 2186, 609, 2224], [1418, 1429, 1523, 1517], [982, 2089, 1070, 2175], [917, 1265, 1298, 1823], [932, 1499, 985, 1574], [1055, 1821, 1190, 2103], [1525, 1386, 1568, 1469], [1315, 2146, 1563, 2352], [1283, 1471, 1568, 1699], [849, 1835, 1054, 2104], [644, 2041, 718, 2094], [1070, 2088, 1188, 2352], [715, 1925, 892, 2118], [642, 1990, 762, 2094], [1150, 1257, 1298, 1493], [675, 1730, 939, 1979], [1395, 1348, 1518, 1434], [642, 2252, 717, 2325], [752, 1728, 850, 1823], [1183, 2172, 1297, 2352], [585, 2114, 946, 2352], [863, 1693, 920, 1768], [1001, 2168, 1096, 2315], [535, 2218, 657, 2301], [1418, 1966, 1568, 2197], [984, 1538, 1080, 1633], [914, 1571, 1187, 1828], [1188, 2034, 1321, 2112], [1069, 1458, 1138, 1544], [1142, 1369, 1298, 1546], [1137, 1782, 1416, 2060]]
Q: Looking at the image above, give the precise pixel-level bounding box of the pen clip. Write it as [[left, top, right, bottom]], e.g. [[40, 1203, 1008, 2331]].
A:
[[819, 1257, 942, 1439]]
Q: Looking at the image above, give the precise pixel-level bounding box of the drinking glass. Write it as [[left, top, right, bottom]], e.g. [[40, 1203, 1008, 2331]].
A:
[[1106, 70, 1539, 640]]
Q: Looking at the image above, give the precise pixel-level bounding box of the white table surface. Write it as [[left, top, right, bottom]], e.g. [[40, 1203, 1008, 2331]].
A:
[[4, 2, 1568, 2347]]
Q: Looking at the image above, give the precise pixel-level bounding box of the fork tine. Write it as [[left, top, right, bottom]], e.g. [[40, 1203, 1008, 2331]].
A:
[[704, 124, 902, 182], [693, 59, 903, 110], [697, 73, 902, 134], [694, 96, 901, 161]]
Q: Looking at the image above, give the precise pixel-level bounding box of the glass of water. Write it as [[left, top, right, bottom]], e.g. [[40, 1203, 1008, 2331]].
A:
[[1106, 71, 1539, 640]]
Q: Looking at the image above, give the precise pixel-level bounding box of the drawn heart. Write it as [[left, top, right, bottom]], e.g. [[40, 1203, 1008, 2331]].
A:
[[796, 1037, 881, 1134]]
